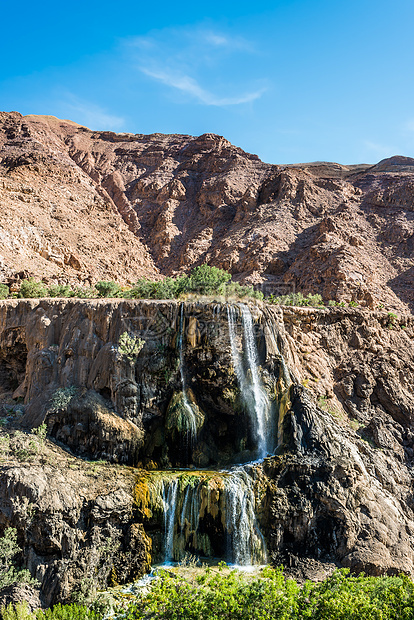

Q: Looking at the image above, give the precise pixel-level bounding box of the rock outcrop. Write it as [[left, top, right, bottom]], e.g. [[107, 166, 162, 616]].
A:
[[0, 299, 413, 602], [0, 112, 414, 312]]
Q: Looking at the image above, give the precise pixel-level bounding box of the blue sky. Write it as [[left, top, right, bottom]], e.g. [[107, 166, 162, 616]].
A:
[[1, 0, 414, 164]]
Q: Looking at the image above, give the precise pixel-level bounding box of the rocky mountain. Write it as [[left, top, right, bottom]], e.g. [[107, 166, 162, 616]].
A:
[[0, 112, 413, 312]]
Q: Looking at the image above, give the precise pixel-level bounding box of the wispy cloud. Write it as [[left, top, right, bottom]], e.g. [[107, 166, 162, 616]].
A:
[[126, 25, 267, 107], [59, 94, 125, 130], [140, 68, 265, 106]]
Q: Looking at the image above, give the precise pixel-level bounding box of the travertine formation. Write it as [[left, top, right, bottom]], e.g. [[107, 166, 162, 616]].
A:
[[0, 112, 414, 311], [0, 300, 413, 604]]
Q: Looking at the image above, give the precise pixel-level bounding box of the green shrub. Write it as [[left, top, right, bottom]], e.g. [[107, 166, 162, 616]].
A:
[[0, 284, 9, 299], [122, 566, 414, 620], [118, 332, 144, 364], [268, 292, 324, 307], [126, 266, 263, 300], [72, 286, 97, 299], [0, 527, 37, 589], [187, 264, 231, 294], [49, 387, 78, 413], [1, 602, 33, 620], [36, 603, 100, 620], [126, 276, 186, 300], [47, 284, 74, 298], [94, 281, 121, 298], [18, 279, 48, 299]]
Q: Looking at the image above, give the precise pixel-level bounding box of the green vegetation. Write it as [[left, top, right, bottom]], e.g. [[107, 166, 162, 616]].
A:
[[126, 265, 262, 300], [0, 266, 262, 302], [0, 527, 37, 590], [0, 285, 9, 300], [49, 386, 78, 413], [94, 281, 121, 298], [120, 566, 414, 620], [3, 566, 414, 619], [387, 312, 398, 329], [118, 332, 145, 364], [0, 603, 99, 620], [0, 269, 398, 312], [268, 292, 324, 307], [18, 279, 48, 299], [0, 427, 47, 463]]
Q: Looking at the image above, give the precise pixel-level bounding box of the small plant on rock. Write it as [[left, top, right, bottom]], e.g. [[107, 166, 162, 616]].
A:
[[118, 332, 144, 364], [49, 386, 78, 413], [387, 312, 397, 329]]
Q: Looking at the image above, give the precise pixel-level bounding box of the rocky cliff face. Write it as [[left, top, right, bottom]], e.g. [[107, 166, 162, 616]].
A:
[[0, 299, 413, 603], [1, 112, 414, 312]]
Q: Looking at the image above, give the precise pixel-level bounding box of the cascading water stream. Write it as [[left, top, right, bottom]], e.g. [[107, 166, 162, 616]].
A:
[[140, 303, 282, 570], [163, 478, 179, 562], [224, 466, 267, 565], [178, 304, 197, 446], [154, 468, 267, 565], [227, 304, 271, 459]]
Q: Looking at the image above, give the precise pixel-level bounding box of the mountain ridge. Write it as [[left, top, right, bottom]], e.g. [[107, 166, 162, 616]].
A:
[[0, 111, 413, 312]]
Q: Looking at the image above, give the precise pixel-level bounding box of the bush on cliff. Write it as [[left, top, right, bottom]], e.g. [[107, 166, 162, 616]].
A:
[[126, 266, 263, 300], [18, 279, 48, 299], [126, 277, 184, 300], [187, 264, 231, 294], [94, 281, 121, 298], [0, 527, 37, 589], [268, 292, 324, 307]]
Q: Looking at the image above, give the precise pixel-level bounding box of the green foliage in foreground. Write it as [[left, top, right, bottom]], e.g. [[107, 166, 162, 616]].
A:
[[124, 567, 414, 620], [2, 567, 414, 619], [0, 603, 99, 620]]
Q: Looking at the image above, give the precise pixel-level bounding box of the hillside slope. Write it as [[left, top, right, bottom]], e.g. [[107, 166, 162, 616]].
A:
[[0, 112, 413, 312]]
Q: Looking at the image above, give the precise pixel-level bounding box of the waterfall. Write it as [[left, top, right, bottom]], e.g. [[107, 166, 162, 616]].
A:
[[224, 466, 267, 566], [178, 304, 197, 445], [137, 302, 276, 570], [227, 304, 271, 459], [163, 478, 179, 562], [149, 468, 267, 566]]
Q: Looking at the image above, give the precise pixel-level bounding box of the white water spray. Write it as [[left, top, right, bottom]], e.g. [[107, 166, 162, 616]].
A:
[[224, 466, 267, 565], [227, 304, 271, 458]]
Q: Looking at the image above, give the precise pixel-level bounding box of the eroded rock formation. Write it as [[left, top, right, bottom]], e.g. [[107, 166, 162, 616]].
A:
[[0, 299, 413, 603], [0, 112, 414, 312]]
